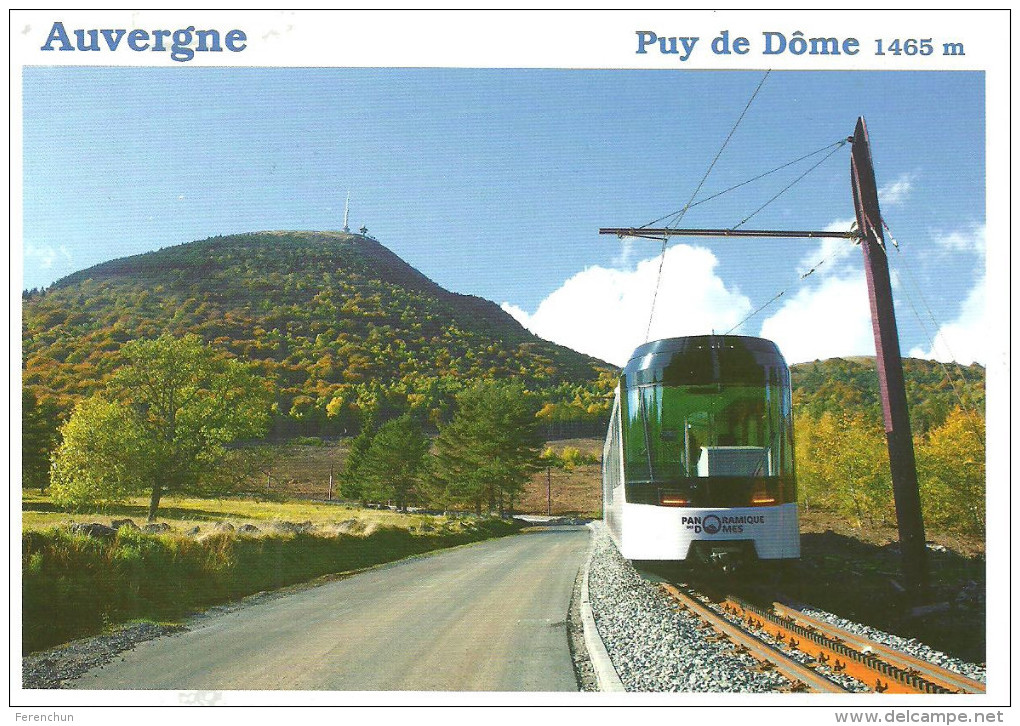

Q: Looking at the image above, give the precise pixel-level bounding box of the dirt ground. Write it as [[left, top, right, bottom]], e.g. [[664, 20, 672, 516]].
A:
[[786, 510, 985, 664]]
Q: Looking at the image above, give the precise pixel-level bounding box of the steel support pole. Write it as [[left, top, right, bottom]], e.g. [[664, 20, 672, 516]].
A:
[[851, 116, 929, 597]]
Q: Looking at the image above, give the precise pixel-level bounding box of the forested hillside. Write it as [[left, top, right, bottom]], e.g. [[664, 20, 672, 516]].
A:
[[791, 356, 985, 435], [791, 357, 985, 536], [22, 231, 617, 438]]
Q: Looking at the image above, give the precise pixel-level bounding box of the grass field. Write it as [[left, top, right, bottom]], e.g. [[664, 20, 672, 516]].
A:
[[21, 489, 522, 654], [19, 435, 600, 654], [21, 490, 452, 533], [521, 438, 603, 517]]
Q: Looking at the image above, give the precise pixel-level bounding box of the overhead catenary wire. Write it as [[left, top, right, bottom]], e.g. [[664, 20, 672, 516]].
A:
[[644, 70, 770, 342], [640, 136, 852, 230], [731, 139, 850, 229], [722, 245, 846, 335]]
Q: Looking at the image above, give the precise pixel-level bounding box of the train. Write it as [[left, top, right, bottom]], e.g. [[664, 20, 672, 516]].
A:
[[602, 334, 799, 567]]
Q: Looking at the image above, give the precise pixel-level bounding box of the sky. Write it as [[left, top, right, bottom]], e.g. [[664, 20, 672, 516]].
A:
[[21, 68, 986, 367]]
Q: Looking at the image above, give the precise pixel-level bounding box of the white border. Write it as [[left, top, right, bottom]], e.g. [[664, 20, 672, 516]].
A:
[[8, 8, 1011, 719]]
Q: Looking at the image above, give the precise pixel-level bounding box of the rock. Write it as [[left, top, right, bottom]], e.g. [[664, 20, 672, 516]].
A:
[[111, 519, 139, 530], [954, 580, 984, 610], [906, 600, 952, 618], [69, 522, 117, 540], [238, 524, 261, 534], [185, 526, 201, 536], [142, 523, 171, 534], [333, 519, 363, 535], [273, 520, 315, 534], [213, 522, 235, 532]]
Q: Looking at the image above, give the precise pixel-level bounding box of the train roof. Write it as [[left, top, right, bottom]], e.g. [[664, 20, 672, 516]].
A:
[[622, 335, 789, 385], [626, 335, 781, 362]]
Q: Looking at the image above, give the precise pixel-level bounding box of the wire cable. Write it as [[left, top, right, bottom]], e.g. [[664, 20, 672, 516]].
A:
[[731, 139, 849, 229], [644, 70, 770, 342], [722, 246, 845, 335], [885, 228, 983, 420], [641, 137, 851, 230]]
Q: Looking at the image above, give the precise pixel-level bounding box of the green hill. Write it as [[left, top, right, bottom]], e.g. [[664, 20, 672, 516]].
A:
[[22, 231, 617, 437]]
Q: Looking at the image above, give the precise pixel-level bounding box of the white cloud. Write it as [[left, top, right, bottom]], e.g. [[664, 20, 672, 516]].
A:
[[501, 302, 531, 324], [908, 275, 986, 366], [934, 223, 985, 255], [796, 218, 857, 276], [753, 216, 875, 364], [611, 236, 642, 269], [878, 172, 917, 207], [24, 243, 72, 272], [758, 274, 875, 365], [502, 245, 751, 367]]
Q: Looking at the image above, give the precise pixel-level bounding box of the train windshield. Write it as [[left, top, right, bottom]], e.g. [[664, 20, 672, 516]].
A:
[[621, 381, 793, 484]]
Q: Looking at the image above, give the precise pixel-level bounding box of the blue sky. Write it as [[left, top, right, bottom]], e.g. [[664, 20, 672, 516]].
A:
[[22, 68, 986, 366]]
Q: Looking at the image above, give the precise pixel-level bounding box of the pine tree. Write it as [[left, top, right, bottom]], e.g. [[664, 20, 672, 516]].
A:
[[359, 415, 429, 511], [431, 382, 541, 516]]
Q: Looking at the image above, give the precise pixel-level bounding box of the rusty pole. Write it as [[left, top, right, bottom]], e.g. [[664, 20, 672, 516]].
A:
[[850, 116, 928, 597], [547, 467, 552, 516]]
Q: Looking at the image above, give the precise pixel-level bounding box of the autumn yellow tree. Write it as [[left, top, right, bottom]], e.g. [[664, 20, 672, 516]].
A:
[[916, 408, 985, 535], [796, 411, 892, 527]]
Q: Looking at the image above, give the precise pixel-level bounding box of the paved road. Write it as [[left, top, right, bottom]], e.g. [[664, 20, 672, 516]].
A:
[[70, 525, 591, 691]]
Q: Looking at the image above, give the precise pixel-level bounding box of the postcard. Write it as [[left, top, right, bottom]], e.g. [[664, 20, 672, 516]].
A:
[[9, 8, 1009, 721]]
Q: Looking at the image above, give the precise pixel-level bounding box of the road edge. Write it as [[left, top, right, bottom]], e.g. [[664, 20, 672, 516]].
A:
[[580, 522, 626, 692]]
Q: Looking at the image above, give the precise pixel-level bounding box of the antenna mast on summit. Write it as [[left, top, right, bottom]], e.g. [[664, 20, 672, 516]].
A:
[[343, 192, 351, 233]]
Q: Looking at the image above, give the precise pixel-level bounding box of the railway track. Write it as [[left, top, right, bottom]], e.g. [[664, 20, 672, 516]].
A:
[[659, 583, 985, 695]]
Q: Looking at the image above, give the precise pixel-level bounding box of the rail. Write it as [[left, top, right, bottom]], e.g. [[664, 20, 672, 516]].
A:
[[659, 583, 847, 693], [722, 595, 983, 694], [769, 601, 985, 694]]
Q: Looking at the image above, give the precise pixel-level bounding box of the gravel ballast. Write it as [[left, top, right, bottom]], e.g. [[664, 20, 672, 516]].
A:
[[585, 523, 790, 692]]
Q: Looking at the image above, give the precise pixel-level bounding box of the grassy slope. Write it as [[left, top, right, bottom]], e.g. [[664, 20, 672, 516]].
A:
[[22, 490, 450, 532], [21, 493, 520, 654], [22, 232, 613, 429]]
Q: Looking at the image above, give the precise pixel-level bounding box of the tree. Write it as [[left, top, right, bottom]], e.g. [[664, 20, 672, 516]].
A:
[[795, 410, 892, 527], [22, 389, 62, 492], [50, 334, 270, 520], [340, 421, 375, 503], [917, 408, 985, 535], [50, 396, 153, 509], [431, 382, 542, 516], [359, 415, 429, 511]]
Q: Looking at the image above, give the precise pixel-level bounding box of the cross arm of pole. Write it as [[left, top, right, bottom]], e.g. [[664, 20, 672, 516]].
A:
[[599, 227, 859, 241]]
